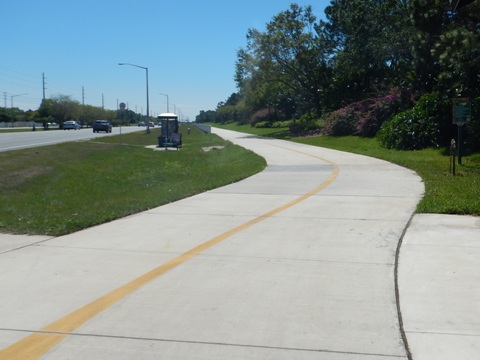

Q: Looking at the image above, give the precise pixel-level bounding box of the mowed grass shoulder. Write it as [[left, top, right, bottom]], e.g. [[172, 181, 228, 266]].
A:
[[0, 126, 266, 235], [212, 123, 480, 216]]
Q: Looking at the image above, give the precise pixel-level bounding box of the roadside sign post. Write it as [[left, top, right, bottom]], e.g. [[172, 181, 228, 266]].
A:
[[450, 139, 456, 175], [452, 98, 471, 165]]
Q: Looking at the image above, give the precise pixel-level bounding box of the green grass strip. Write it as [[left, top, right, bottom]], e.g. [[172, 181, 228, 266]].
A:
[[0, 126, 266, 235]]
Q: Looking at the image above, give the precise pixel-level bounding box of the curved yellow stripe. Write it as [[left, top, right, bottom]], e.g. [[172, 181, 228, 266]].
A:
[[0, 145, 339, 360]]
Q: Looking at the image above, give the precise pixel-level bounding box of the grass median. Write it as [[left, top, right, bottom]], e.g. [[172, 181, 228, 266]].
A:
[[214, 123, 480, 216], [0, 125, 266, 236]]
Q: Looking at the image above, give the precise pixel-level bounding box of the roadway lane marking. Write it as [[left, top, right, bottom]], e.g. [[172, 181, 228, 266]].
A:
[[0, 145, 339, 360]]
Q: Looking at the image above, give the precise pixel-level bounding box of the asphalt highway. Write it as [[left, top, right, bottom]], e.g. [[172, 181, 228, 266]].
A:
[[0, 126, 145, 152]]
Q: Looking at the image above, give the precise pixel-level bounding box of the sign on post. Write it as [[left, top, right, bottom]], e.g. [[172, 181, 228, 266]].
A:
[[452, 98, 471, 165], [452, 98, 471, 125]]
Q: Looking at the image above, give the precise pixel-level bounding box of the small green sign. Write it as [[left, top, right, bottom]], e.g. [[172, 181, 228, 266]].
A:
[[452, 98, 471, 125]]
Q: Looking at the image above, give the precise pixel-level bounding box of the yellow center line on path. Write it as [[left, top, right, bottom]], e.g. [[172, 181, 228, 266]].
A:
[[0, 146, 339, 360]]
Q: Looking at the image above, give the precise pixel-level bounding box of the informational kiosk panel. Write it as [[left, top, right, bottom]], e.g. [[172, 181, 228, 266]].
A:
[[158, 112, 179, 139], [157, 112, 182, 149]]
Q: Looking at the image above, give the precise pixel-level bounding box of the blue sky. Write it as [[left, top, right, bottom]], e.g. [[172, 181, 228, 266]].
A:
[[2, 0, 329, 121]]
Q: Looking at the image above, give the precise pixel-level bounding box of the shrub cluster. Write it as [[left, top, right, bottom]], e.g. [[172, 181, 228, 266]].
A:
[[254, 120, 292, 129], [322, 88, 411, 137], [377, 92, 452, 150], [289, 110, 322, 136], [466, 97, 480, 153], [249, 108, 283, 127]]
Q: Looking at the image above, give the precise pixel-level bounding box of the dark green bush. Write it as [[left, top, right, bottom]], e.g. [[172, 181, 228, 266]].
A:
[[289, 110, 320, 136], [254, 121, 271, 128], [466, 97, 480, 152], [377, 92, 452, 150]]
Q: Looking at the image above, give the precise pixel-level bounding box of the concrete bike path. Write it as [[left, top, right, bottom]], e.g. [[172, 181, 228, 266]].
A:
[[399, 214, 480, 360], [0, 128, 423, 359]]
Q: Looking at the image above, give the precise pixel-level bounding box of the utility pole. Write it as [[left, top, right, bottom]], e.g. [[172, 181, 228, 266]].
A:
[[82, 86, 85, 105], [102, 93, 104, 109], [42, 73, 46, 100]]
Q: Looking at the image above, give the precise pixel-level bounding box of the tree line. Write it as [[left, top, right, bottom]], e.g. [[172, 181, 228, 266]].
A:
[[196, 0, 480, 151], [0, 94, 149, 128]]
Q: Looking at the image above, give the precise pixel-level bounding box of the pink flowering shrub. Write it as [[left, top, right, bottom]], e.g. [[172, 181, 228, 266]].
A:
[[323, 88, 412, 137]]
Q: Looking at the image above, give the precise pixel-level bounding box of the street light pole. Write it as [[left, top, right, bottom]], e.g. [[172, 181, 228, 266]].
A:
[[10, 93, 28, 127], [159, 93, 169, 113], [11, 93, 28, 108], [118, 62, 150, 134]]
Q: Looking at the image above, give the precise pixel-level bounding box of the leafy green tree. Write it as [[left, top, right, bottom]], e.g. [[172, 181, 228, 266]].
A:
[[195, 110, 218, 123], [409, 0, 480, 97], [38, 95, 80, 127], [435, 27, 480, 97], [200, 0, 480, 148], [0, 108, 10, 122], [409, 0, 453, 93], [235, 47, 286, 119], [38, 99, 55, 119], [38, 96, 124, 127], [236, 4, 331, 118], [320, 0, 414, 105]]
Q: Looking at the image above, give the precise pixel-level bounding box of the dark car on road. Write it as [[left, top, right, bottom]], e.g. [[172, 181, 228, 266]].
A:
[[93, 120, 112, 133]]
